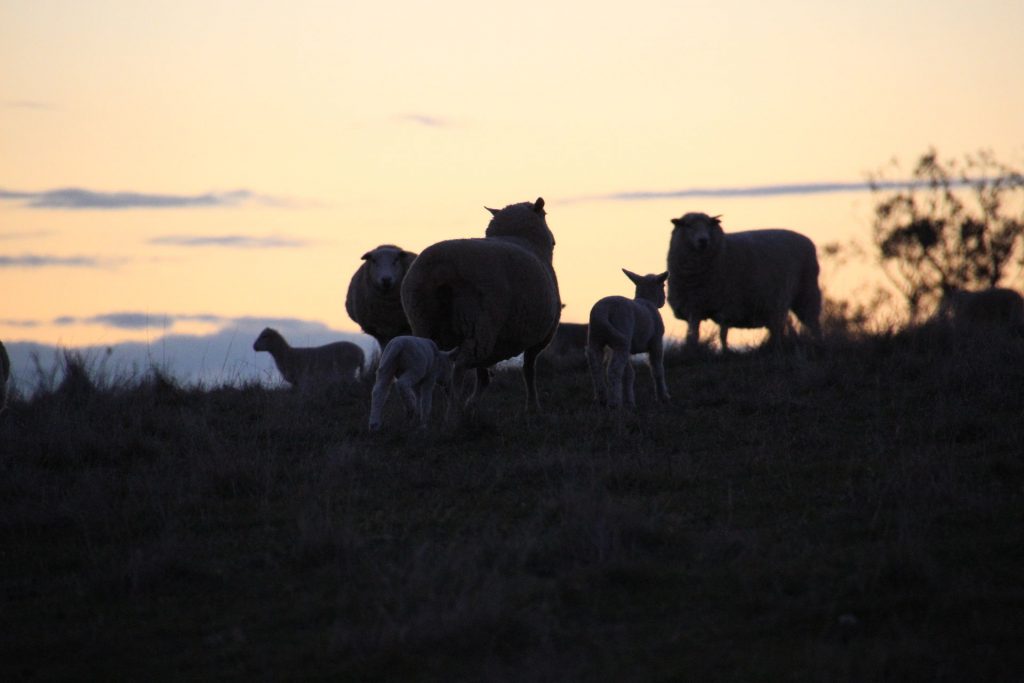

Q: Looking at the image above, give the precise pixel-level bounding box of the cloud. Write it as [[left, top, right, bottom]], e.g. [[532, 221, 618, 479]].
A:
[[576, 179, 977, 203], [0, 187, 292, 210], [51, 312, 229, 330], [0, 230, 54, 241], [3, 100, 57, 110], [0, 254, 111, 268], [399, 113, 453, 128], [148, 234, 312, 249]]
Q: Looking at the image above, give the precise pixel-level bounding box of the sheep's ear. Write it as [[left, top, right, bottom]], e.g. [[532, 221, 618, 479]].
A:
[[622, 268, 642, 284], [561, 303, 567, 310], [533, 197, 545, 213], [485, 206, 500, 217], [442, 347, 459, 360], [711, 214, 723, 224], [657, 271, 669, 284], [670, 217, 683, 226], [360, 250, 373, 260]]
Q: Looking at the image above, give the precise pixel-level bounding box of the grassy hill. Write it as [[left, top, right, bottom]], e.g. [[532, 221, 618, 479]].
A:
[[2, 325, 1023, 681]]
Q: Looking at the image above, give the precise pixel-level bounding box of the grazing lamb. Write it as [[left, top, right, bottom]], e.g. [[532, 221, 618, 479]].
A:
[[400, 197, 562, 409], [937, 286, 1024, 333], [253, 328, 365, 390], [0, 339, 9, 413], [667, 212, 821, 350], [369, 336, 458, 431], [345, 245, 418, 350], [588, 270, 671, 408]]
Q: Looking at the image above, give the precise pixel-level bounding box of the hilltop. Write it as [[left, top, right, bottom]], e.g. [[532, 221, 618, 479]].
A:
[[2, 325, 1023, 681]]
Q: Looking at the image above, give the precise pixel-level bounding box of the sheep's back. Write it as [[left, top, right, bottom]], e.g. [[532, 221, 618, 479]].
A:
[[401, 238, 561, 364]]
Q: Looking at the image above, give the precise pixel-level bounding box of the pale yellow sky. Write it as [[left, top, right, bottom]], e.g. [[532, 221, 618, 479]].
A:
[[2, 0, 1023, 358]]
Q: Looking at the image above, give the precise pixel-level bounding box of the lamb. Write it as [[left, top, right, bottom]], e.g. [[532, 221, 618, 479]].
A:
[[400, 197, 562, 409], [345, 245, 418, 350], [0, 339, 9, 413], [587, 269, 671, 408], [937, 286, 1024, 333], [253, 328, 365, 390], [667, 212, 821, 350], [368, 335, 458, 431]]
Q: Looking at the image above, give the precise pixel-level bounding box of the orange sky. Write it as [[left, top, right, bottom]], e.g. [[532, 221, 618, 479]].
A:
[[2, 0, 1022, 367]]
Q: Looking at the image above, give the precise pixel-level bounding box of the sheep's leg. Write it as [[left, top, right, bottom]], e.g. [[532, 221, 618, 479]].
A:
[[395, 377, 418, 420], [719, 326, 730, 352], [649, 341, 670, 402], [522, 346, 543, 412], [606, 348, 629, 408], [766, 315, 788, 348], [369, 379, 392, 431], [466, 367, 491, 405], [587, 344, 607, 406], [418, 381, 434, 428], [686, 317, 702, 347], [622, 357, 636, 408]]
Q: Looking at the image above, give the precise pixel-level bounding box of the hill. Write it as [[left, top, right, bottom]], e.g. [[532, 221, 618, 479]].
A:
[[2, 326, 1023, 681]]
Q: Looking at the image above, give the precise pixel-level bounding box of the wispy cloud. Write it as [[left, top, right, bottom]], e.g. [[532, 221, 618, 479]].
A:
[[575, 179, 976, 203], [0, 254, 113, 268], [0, 230, 54, 241], [3, 99, 57, 111], [0, 187, 293, 210], [52, 312, 228, 330], [147, 234, 312, 249], [398, 113, 454, 128]]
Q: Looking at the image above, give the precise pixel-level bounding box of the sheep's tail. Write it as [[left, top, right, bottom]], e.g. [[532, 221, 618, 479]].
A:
[[588, 306, 629, 352]]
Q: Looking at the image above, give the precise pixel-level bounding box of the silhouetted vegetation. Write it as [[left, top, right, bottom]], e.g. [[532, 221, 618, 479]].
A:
[[3, 325, 1023, 681], [870, 149, 1024, 321]]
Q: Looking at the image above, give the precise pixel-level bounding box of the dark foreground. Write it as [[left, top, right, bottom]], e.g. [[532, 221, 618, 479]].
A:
[[2, 326, 1023, 681]]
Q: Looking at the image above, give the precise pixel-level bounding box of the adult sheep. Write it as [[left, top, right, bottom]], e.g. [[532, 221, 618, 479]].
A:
[[345, 244, 418, 350], [253, 328, 365, 390], [400, 197, 561, 409], [667, 212, 821, 350], [937, 286, 1024, 333], [587, 269, 671, 408]]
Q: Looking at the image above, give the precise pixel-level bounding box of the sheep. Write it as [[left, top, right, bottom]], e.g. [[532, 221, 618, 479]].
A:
[[587, 269, 671, 408], [0, 339, 9, 413], [667, 212, 821, 350], [252, 327, 365, 390], [937, 286, 1024, 334], [400, 197, 562, 410], [345, 245, 418, 351], [369, 335, 458, 431], [545, 322, 589, 359]]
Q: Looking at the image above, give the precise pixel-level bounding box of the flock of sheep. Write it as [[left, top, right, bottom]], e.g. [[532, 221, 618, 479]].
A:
[[247, 197, 1024, 431]]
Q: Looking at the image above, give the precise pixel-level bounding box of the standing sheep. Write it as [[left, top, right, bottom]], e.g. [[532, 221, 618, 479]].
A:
[[369, 336, 458, 431], [400, 197, 562, 410], [345, 245, 418, 351], [0, 339, 9, 413], [937, 286, 1024, 333], [667, 212, 821, 350], [253, 328, 365, 390], [588, 270, 671, 408]]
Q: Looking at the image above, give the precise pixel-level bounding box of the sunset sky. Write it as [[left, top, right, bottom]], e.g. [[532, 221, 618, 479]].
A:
[[2, 0, 1022, 385]]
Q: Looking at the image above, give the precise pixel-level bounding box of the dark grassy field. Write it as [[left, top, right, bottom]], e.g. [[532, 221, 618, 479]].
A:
[[2, 325, 1023, 681]]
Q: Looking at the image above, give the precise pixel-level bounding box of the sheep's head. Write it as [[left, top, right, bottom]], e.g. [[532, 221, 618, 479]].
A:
[[623, 269, 669, 308], [362, 245, 417, 293], [670, 212, 725, 258], [253, 327, 282, 352], [484, 197, 555, 260]]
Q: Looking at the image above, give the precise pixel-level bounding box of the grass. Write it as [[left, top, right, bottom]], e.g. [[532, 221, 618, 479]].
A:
[[2, 324, 1023, 681]]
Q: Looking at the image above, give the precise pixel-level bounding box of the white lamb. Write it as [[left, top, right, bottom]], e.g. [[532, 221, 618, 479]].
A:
[[345, 244, 418, 351], [400, 197, 561, 410], [587, 269, 671, 408], [667, 212, 821, 350], [369, 335, 458, 431], [253, 328, 365, 390]]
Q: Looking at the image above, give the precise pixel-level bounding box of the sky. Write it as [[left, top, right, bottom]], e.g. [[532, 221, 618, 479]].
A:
[[2, 0, 1023, 389]]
